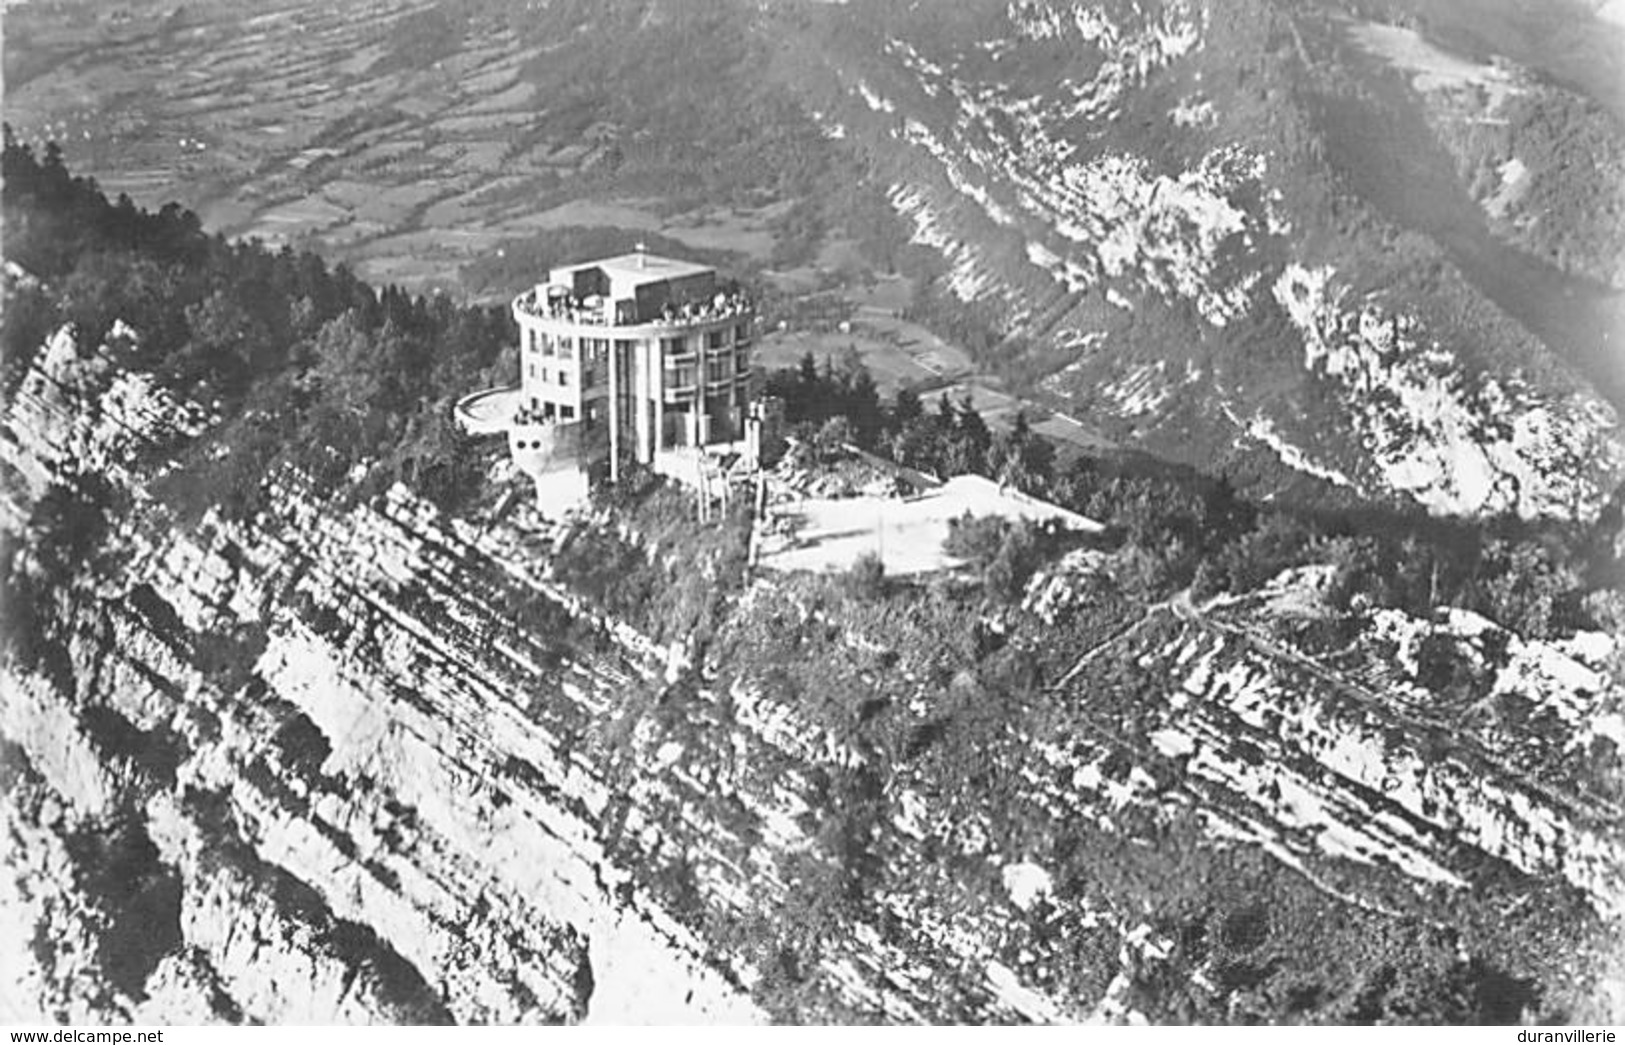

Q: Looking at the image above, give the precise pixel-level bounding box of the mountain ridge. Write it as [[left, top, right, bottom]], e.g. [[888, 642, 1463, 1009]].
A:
[[6, 0, 1622, 520], [3, 142, 1624, 1023]]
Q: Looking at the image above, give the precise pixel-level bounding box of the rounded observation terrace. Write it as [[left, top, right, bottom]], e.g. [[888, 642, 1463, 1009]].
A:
[[453, 387, 521, 436], [512, 283, 753, 340]]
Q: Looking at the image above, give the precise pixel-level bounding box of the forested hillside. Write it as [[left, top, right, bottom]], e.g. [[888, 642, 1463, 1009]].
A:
[[2, 131, 508, 518], [4, 141, 1623, 1024]]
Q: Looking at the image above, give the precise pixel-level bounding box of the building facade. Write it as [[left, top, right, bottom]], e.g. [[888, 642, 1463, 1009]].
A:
[[510, 249, 754, 481]]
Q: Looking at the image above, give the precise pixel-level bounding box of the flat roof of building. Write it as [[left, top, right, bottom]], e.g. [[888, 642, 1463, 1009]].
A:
[[550, 251, 714, 295]]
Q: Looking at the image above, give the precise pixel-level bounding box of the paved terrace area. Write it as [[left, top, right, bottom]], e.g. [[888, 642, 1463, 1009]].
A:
[[758, 474, 1104, 577], [453, 387, 520, 435]]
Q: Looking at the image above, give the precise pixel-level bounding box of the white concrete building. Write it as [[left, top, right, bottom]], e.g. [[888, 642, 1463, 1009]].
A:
[[510, 248, 754, 480]]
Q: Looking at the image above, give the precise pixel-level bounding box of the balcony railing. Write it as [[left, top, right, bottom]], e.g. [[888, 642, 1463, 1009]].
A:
[[516, 286, 752, 328]]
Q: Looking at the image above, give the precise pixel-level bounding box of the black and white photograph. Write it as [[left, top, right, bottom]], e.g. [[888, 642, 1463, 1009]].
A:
[[1, 0, 1623, 1027]]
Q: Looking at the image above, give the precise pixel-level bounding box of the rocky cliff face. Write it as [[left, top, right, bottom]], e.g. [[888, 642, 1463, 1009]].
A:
[[4, 324, 1621, 1022], [1, 326, 757, 1023], [787, 0, 1625, 518]]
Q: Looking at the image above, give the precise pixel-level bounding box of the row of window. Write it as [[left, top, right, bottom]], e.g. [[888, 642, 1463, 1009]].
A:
[[668, 358, 738, 380], [526, 332, 615, 361], [527, 364, 574, 387], [664, 326, 754, 355], [664, 366, 751, 389], [515, 400, 605, 426], [512, 405, 576, 441], [525, 326, 753, 360], [528, 356, 746, 389], [526, 364, 603, 388]]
